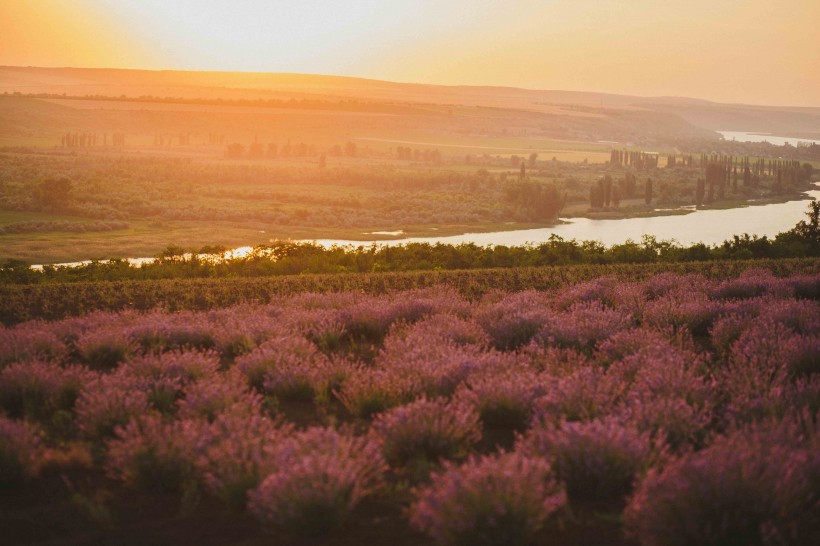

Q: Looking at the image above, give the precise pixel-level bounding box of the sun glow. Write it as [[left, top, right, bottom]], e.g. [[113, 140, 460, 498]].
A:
[[1, 0, 819, 105]]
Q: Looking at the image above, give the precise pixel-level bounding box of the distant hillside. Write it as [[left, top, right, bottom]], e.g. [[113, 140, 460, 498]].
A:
[[7, 65, 817, 145]]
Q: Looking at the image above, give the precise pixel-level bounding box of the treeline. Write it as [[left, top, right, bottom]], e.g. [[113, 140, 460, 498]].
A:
[[609, 150, 660, 169], [696, 155, 810, 205], [3, 202, 817, 285], [224, 141, 445, 163], [12, 92, 419, 115], [589, 173, 647, 208], [0, 220, 128, 235], [677, 137, 820, 162], [396, 147, 443, 162], [598, 153, 813, 209], [504, 182, 563, 221], [225, 140, 331, 159], [61, 132, 125, 147]]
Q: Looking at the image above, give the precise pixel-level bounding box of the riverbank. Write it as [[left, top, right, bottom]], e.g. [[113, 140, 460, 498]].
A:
[[6, 187, 818, 267], [562, 185, 817, 221]]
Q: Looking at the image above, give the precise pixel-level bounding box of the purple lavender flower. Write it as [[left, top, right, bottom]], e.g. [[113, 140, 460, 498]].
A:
[[408, 451, 566, 546], [371, 396, 481, 468], [247, 426, 385, 536]]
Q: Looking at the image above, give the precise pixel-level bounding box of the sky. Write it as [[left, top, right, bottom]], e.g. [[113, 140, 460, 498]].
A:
[[1, 0, 818, 107]]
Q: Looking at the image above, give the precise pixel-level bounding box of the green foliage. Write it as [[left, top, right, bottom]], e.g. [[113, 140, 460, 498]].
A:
[[3, 201, 819, 290], [504, 181, 563, 221], [32, 177, 72, 211]]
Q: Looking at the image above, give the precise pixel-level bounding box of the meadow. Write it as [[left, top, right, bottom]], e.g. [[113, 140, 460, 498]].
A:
[[1, 264, 818, 545], [1, 143, 813, 264]]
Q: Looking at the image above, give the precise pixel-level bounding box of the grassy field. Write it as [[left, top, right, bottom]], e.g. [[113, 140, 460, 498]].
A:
[[1, 144, 815, 264]]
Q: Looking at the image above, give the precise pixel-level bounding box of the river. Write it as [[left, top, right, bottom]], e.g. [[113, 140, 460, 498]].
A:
[[311, 187, 818, 248], [718, 131, 820, 147], [32, 185, 818, 269]]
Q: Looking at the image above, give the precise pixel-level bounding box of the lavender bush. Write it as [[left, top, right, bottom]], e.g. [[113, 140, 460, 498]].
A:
[[518, 417, 660, 505], [247, 427, 385, 536], [625, 417, 819, 546], [408, 451, 566, 546], [371, 397, 481, 468]]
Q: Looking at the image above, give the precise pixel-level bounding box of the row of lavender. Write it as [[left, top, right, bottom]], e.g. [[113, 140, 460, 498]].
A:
[[1, 269, 818, 545]]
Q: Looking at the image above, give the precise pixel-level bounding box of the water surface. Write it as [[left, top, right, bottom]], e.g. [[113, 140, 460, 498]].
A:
[[718, 131, 820, 147], [33, 186, 819, 268], [313, 187, 819, 248]]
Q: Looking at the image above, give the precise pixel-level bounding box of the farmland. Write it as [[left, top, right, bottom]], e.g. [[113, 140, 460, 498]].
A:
[[1, 261, 819, 545]]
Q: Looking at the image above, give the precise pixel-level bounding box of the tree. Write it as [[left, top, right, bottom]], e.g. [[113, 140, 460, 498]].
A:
[[644, 178, 653, 205], [590, 182, 603, 209], [612, 184, 622, 208], [33, 177, 72, 210], [603, 175, 612, 208], [696, 178, 705, 206], [156, 244, 187, 263], [506, 182, 563, 221], [225, 143, 245, 158]]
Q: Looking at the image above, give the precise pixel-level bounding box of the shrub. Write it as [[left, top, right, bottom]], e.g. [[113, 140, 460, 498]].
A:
[[456, 369, 550, 431], [710, 268, 792, 301], [710, 313, 753, 358], [625, 418, 819, 546], [336, 369, 419, 418], [0, 361, 95, 421], [623, 396, 712, 451], [247, 427, 385, 536], [383, 314, 489, 349], [106, 414, 202, 493], [554, 275, 619, 310], [610, 345, 713, 449], [643, 295, 724, 338], [123, 350, 220, 384], [236, 335, 331, 398], [0, 323, 67, 368], [75, 328, 136, 371], [0, 417, 41, 488], [642, 272, 708, 301], [536, 300, 632, 351], [195, 414, 292, 509], [756, 297, 820, 335], [518, 417, 659, 506], [120, 350, 221, 414], [128, 311, 216, 353], [338, 298, 398, 345], [724, 321, 820, 416], [377, 340, 512, 398], [532, 366, 625, 424], [596, 328, 673, 366], [75, 374, 152, 439], [475, 291, 552, 351], [177, 370, 262, 421], [371, 397, 481, 468], [408, 451, 566, 546]]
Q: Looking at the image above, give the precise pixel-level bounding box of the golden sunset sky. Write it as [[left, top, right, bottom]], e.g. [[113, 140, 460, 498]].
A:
[[2, 0, 818, 106]]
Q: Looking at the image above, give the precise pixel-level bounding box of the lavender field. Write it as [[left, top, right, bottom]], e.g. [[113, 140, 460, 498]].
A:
[[2, 267, 819, 545]]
